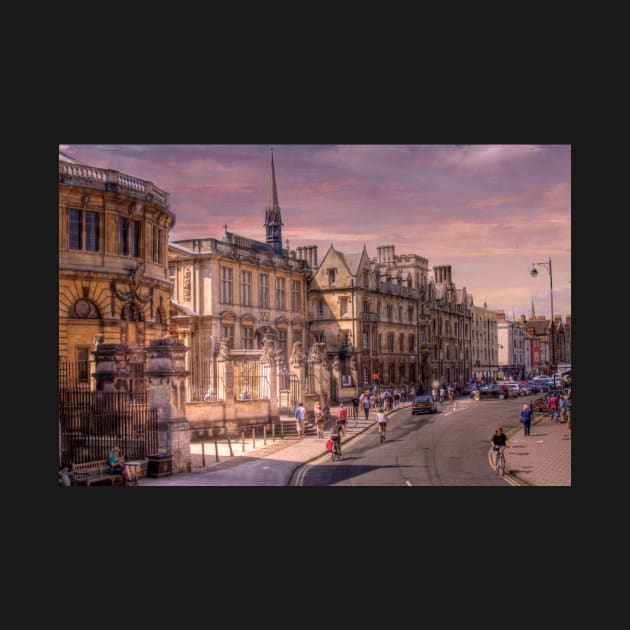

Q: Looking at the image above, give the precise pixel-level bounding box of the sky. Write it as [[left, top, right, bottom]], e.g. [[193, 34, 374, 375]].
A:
[[59, 144, 571, 320]]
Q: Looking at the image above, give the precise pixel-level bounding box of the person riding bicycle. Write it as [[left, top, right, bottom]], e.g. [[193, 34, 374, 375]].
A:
[[376, 409, 387, 440], [330, 419, 342, 456], [490, 427, 510, 473]]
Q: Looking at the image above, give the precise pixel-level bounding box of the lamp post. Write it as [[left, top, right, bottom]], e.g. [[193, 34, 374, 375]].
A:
[[530, 257, 555, 379]]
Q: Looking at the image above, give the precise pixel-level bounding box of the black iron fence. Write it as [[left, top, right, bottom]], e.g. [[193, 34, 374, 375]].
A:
[[58, 390, 158, 468]]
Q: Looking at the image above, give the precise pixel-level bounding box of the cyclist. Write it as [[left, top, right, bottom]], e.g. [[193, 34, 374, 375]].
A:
[[376, 408, 387, 440], [490, 427, 510, 474], [330, 419, 342, 458]]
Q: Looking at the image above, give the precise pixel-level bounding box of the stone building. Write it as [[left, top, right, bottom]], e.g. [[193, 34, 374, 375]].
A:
[[305, 243, 431, 397], [167, 152, 313, 431], [470, 304, 499, 381], [497, 311, 526, 378], [58, 151, 174, 390], [428, 265, 473, 386]]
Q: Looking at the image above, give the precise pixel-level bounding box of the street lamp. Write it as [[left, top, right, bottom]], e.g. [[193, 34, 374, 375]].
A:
[[530, 257, 555, 379]]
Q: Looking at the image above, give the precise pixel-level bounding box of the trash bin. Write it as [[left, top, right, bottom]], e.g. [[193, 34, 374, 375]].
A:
[[147, 453, 173, 478]]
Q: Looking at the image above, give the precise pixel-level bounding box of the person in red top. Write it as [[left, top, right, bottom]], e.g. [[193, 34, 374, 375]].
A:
[[548, 393, 559, 421], [338, 403, 347, 436]]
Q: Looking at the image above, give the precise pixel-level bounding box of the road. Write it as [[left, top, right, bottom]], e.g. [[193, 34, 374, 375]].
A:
[[295, 396, 528, 486]]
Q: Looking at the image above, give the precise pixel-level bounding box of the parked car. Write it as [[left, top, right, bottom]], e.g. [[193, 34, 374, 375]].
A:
[[504, 382, 529, 396], [471, 384, 508, 399], [461, 381, 477, 395], [412, 395, 438, 414]]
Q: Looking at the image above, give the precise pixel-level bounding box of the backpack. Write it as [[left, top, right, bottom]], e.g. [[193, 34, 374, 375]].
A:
[[294, 407, 301, 419], [326, 439, 333, 452]]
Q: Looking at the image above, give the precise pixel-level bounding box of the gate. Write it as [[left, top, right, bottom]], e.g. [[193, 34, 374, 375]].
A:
[[58, 390, 159, 468]]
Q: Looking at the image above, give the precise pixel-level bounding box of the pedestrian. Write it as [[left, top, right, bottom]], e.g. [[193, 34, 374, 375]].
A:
[[360, 391, 371, 421], [520, 402, 533, 437], [294, 402, 306, 438], [108, 446, 135, 486], [351, 396, 359, 425], [338, 402, 347, 436], [548, 393, 559, 422], [315, 407, 325, 438], [439, 385, 446, 402]]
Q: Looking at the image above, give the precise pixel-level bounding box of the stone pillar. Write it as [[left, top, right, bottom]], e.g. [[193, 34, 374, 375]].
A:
[[92, 344, 131, 394], [145, 337, 191, 473], [260, 333, 279, 423]]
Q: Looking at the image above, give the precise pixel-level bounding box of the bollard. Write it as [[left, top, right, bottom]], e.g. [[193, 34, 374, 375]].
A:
[[281, 421, 284, 439], [201, 442, 206, 467], [214, 440, 219, 462], [272, 422, 275, 442], [226, 435, 233, 457], [252, 426, 256, 449], [241, 431, 245, 452], [264, 424, 267, 445]]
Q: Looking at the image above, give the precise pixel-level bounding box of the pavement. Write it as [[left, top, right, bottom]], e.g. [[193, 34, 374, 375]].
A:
[[134, 398, 571, 487]]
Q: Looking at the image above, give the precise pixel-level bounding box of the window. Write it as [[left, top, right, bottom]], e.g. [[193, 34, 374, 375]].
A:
[[389, 365, 395, 383], [363, 301, 370, 314], [220, 267, 233, 304], [340, 297, 349, 317], [276, 277, 285, 310], [318, 300, 324, 319], [362, 332, 369, 350], [241, 271, 251, 306], [314, 333, 325, 344], [119, 218, 129, 256], [85, 212, 99, 251], [386, 305, 393, 322], [222, 325, 234, 341], [398, 306, 403, 322], [169, 265, 176, 287], [362, 270, 370, 288], [363, 366, 369, 384], [277, 329, 287, 362], [69, 209, 100, 252], [387, 333, 394, 352], [259, 274, 269, 308], [399, 333, 405, 352], [291, 280, 301, 311], [76, 347, 90, 384], [118, 218, 142, 257], [343, 331, 350, 346], [153, 226, 164, 263], [130, 220, 141, 258], [242, 326, 253, 349], [409, 334, 416, 353], [69, 209, 82, 250], [328, 268, 336, 285]]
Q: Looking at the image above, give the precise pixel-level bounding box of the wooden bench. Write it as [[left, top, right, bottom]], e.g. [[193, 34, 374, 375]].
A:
[[71, 460, 124, 486]]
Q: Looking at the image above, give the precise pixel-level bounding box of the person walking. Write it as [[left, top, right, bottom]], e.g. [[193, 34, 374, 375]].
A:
[[360, 391, 371, 421], [520, 402, 533, 437], [548, 392, 559, 422], [294, 402, 306, 438], [351, 396, 360, 425], [337, 403, 347, 436]]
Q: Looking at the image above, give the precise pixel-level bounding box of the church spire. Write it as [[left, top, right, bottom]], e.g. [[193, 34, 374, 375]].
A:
[[530, 297, 536, 319], [264, 147, 283, 253]]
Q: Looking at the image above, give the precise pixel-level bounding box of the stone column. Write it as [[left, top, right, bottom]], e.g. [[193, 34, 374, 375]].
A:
[[92, 344, 131, 394], [145, 337, 191, 473], [260, 333, 279, 424]]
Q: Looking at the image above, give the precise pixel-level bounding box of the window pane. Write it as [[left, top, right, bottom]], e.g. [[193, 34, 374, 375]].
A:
[[85, 211, 99, 251], [119, 218, 129, 256], [69, 209, 82, 250]]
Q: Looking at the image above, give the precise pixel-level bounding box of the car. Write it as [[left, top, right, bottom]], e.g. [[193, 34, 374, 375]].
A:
[[461, 381, 477, 395], [471, 384, 508, 399], [412, 395, 438, 414], [504, 382, 529, 396]]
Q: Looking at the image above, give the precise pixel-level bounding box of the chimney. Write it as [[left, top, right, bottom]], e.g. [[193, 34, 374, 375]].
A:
[[496, 310, 506, 322]]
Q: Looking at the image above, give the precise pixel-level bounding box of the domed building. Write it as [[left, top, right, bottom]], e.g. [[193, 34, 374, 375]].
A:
[[58, 150, 175, 393]]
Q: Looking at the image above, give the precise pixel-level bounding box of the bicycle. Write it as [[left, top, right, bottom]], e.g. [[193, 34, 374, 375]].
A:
[[331, 439, 341, 461], [494, 446, 507, 476], [378, 423, 387, 443]]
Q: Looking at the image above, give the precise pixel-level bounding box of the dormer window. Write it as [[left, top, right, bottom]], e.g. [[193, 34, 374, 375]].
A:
[[328, 268, 336, 286]]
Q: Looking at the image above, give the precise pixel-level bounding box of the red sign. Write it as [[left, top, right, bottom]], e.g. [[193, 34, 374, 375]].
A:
[[372, 374, 379, 380]]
